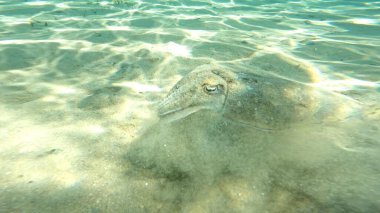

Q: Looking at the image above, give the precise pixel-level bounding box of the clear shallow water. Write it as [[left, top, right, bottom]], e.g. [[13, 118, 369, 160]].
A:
[[0, 0, 379, 212]]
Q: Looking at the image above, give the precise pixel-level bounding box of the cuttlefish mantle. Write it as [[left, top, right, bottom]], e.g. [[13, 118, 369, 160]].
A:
[[158, 65, 359, 130]]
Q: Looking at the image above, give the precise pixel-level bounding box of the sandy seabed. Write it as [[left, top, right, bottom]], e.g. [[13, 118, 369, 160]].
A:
[[0, 0, 380, 212]]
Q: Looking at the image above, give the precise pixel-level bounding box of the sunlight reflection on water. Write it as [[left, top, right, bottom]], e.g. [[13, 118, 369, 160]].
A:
[[0, 0, 379, 212]]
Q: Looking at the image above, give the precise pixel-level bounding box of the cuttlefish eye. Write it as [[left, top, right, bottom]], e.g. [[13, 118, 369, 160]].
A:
[[203, 84, 224, 94]]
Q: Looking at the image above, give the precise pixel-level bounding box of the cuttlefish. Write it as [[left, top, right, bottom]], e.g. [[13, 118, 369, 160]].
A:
[[158, 65, 359, 130]]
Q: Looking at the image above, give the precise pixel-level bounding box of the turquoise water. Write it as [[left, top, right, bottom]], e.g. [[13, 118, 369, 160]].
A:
[[0, 0, 379, 212]]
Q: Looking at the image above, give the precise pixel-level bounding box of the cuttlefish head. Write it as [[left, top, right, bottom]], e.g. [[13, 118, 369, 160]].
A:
[[158, 66, 236, 121]]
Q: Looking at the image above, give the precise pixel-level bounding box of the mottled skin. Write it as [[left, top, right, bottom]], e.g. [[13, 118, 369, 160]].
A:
[[158, 65, 348, 130], [221, 71, 319, 129]]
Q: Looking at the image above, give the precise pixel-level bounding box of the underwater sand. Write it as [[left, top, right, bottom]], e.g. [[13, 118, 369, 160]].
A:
[[0, 0, 379, 212]]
